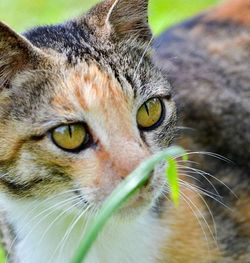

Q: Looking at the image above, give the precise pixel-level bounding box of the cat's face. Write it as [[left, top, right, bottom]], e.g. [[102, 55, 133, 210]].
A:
[[0, 0, 176, 216]]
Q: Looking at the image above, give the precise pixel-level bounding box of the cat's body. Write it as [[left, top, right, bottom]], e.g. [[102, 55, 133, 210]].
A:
[[155, 0, 250, 261], [0, 0, 249, 263]]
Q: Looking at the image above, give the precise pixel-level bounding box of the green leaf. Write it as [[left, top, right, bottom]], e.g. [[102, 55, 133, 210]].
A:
[[182, 153, 189, 162], [71, 146, 185, 263], [0, 247, 5, 263], [166, 158, 180, 207]]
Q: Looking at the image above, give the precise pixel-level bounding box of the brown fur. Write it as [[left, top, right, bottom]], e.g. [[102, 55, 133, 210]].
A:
[[84, 0, 151, 41], [155, 0, 250, 261], [159, 187, 220, 263], [1, 0, 249, 262], [0, 22, 48, 89], [232, 195, 250, 236], [207, 0, 250, 25]]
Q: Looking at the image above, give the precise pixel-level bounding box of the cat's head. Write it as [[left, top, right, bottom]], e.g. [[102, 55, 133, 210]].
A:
[[0, 0, 176, 216]]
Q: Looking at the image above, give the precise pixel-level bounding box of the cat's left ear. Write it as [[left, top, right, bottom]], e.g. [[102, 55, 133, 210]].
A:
[[83, 0, 152, 42]]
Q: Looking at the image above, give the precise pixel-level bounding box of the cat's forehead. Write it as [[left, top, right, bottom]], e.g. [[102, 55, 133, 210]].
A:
[[24, 22, 100, 63], [7, 57, 170, 136], [53, 62, 134, 113], [24, 21, 138, 73], [23, 21, 167, 94], [5, 20, 172, 126]]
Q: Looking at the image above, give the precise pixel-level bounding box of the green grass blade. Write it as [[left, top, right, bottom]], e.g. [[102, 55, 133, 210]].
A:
[[166, 158, 180, 207], [71, 146, 185, 263], [182, 153, 189, 162]]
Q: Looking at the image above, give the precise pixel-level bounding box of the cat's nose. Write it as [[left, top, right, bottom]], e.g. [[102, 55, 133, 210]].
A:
[[109, 141, 151, 180]]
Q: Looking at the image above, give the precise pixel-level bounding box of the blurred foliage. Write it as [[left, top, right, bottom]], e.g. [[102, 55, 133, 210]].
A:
[[0, 0, 219, 35], [0, 0, 219, 262], [149, 0, 219, 34], [0, 248, 4, 263]]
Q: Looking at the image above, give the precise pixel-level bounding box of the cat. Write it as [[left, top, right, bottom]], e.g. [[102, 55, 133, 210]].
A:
[[0, 0, 249, 263]]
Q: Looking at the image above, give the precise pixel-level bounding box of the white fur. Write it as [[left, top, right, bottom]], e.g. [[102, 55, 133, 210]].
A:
[[1, 195, 167, 263]]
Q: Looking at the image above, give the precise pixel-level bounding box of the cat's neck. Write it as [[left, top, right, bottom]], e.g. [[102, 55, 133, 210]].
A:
[[1, 197, 166, 263]]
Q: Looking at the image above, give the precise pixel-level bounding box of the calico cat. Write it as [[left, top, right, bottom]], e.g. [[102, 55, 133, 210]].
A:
[[0, 0, 249, 263]]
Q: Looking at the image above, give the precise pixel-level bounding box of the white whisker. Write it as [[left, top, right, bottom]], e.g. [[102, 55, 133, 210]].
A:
[[6, 195, 79, 261], [133, 36, 154, 80], [55, 204, 93, 263], [180, 180, 218, 241], [177, 165, 222, 199]]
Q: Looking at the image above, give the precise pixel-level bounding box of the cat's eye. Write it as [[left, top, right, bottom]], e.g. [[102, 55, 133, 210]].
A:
[[51, 124, 89, 152], [137, 98, 164, 130]]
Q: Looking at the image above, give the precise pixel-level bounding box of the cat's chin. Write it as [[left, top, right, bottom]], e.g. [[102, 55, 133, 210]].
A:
[[116, 202, 151, 220], [112, 182, 168, 221]]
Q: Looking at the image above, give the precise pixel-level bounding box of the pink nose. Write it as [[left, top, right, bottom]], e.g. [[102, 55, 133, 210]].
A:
[[109, 141, 150, 180]]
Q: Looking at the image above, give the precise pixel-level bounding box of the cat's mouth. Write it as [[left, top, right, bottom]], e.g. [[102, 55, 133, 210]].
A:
[[72, 170, 164, 216], [123, 191, 152, 210], [75, 183, 153, 215], [115, 179, 159, 216], [74, 189, 90, 206], [117, 172, 167, 214]]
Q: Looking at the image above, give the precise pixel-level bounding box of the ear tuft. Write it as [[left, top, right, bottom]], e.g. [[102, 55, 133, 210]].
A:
[[0, 22, 40, 89], [84, 0, 152, 42]]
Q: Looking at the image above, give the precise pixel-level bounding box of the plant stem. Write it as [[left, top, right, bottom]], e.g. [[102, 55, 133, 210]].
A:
[[71, 146, 185, 263]]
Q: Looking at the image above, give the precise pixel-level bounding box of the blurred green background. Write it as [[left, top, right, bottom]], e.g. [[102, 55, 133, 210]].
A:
[[0, 0, 219, 35], [0, 0, 219, 262]]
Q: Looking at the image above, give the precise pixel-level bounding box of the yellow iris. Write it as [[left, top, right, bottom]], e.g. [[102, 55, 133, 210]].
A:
[[137, 98, 163, 129], [52, 124, 87, 151]]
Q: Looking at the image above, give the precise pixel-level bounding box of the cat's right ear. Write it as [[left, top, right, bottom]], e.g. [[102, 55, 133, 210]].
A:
[[83, 0, 152, 42], [0, 22, 43, 89]]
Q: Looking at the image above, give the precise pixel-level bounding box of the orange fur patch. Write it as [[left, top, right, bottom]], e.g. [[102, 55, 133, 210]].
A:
[[53, 63, 131, 119], [207, 0, 250, 25], [51, 94, 74, 113], [232, 195, 250, 236], [70, 63, 127, 110], [159, 186, 221, 263]]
